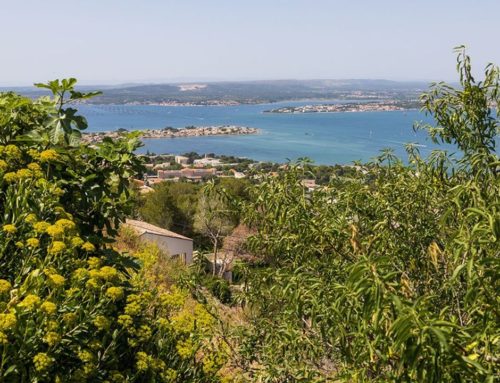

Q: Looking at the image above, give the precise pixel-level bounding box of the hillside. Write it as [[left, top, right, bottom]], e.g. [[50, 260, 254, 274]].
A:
[[3, 79, 429, 105]]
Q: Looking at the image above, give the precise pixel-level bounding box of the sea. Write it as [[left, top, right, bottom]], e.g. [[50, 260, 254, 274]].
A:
[[79, 101, 450, 165]]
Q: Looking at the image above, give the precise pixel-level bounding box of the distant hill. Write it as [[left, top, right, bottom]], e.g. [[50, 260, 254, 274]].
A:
[[1, 79, 431, 105]]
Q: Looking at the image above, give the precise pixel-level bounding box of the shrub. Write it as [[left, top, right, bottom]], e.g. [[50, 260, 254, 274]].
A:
[[0, 80, 224, 382]]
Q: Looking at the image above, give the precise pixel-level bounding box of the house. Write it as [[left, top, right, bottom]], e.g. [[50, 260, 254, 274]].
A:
[[301, 179, 317, 191], [174, 155, 189, 165], [193, 157, 221, 167], [230, 169, 246, 179], [157, 167, 216, 181], [153, 162, 174, 170], [124, 219, 194, 264]]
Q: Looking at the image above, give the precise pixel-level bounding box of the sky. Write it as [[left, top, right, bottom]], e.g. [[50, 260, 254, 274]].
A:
[[1, 0, 499, 85]]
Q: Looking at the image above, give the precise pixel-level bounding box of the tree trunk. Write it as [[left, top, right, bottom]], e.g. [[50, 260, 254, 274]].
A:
[[212, 237, 218, 276]]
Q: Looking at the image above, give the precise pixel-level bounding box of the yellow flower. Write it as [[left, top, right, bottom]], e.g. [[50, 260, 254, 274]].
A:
[[49, 241, 66, 254], [82, 242, 96, 252], [117, 314, 133, 328], [162, 368, 178, 382], [78, 350, 94, 363], [15, 241, 24, 249], [52, 187, 64, 196], [0, 159, 8, 172], [160, 287, 186, 309], [26, 214, 38, 224], [124, 295, 142, 316], [93, 315, 110, 331], [89, 339, 102, 351], [33, 352, 53, 372], [16, 168, 32, 179], [4, 145, 21, 160], [156, 318, 169, 330], [27, 162, 41, 172], [26, 238, 40, 248], [72, 268, 89, 281], [176, 338, 195, 359], [36, 178, 48, 188], [43, 331, 61, 346], [40, 301, 57, 315], [46, 320, 59, 331], [135, 352, 150, 371], [33, 221, 50, 233], [46, 225, 65, 237], [71, 236, 84, 247], [89, 269, 101, 279], [99, 266, 118, 281], [47, 273, 65, 288], [0, 313, 17, 331], [85, 278, 100, 290], [106, 286, 124, 301], [2, 172, 17, 182], [55, 219, 76, 230], [0, 279, 12, 294], [65, 287, 80, 297], [18, 294, 41, 310], [109, 371, 125, 382], [87, 257, 101, 269], [0, 332, 8, 344], [2, 224, 17, 234], [39, 149, 59, 162], [136, 325, 152, 342], [27, 148, 41, 159]]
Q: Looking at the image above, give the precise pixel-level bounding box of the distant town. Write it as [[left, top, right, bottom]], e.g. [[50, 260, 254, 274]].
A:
[[264, 101, 420, 114], [134, 151, 360, 195], [82, 125, 258, 144]]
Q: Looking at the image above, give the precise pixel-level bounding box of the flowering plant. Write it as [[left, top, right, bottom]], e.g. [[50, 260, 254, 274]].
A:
[[0, 80, 223, 382]]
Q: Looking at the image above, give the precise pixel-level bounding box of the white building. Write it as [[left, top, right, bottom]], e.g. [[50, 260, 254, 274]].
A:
[[193, 157, 221, 167], [174, 156, 189, 165], [124, 219, 193, 264]]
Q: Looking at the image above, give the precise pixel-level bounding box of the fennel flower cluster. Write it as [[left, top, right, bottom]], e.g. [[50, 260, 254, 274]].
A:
[[0, 279, 12, 294], [2, 224, 17, 234], [39, 149, 59, 162]]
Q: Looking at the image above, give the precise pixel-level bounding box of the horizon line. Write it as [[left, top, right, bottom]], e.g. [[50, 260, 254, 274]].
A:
[[0, 77, 455, 89]]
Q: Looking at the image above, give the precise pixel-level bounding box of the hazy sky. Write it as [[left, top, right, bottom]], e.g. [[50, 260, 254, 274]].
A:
[[1, 0, 499, 85]]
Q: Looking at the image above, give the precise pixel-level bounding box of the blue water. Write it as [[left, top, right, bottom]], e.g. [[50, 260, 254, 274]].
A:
[[79, 102, 446, 165]]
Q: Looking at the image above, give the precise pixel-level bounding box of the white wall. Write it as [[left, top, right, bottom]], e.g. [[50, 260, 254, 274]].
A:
[[140, 233, 193, 264]]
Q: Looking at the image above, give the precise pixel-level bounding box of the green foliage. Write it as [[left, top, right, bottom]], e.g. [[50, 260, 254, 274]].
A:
[[195, 181, 239, 276], [139, 182, 200, 235], [236, 50, 499, 382], [201, 276, 233, 305], [0, 81, 222, 382]]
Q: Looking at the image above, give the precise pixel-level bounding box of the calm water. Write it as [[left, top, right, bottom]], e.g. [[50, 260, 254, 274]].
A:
[[79, 102, 444, 165]]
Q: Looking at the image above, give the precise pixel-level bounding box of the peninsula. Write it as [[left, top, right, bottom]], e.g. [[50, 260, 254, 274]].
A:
[[82, 125, 259, 144], [264, 101, 419, 114]]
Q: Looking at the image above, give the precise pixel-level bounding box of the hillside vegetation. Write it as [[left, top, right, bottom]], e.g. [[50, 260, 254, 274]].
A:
[[229, 48, 499, 382], [0, 80, 226, 382]]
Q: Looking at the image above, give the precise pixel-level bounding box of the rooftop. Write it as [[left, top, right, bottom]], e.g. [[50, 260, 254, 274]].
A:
[[124, 219, 192, 241]]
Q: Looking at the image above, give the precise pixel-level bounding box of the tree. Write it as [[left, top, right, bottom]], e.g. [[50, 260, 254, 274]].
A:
[[139, 181, 200, 236], [235, 49, 499, 382], [194, 182, 238, 276]]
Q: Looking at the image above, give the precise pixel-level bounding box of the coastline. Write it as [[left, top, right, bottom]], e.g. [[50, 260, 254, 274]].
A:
[[263, 108, 418, 114], [82, 125, 259, 144], [263, 102, 420, 114]]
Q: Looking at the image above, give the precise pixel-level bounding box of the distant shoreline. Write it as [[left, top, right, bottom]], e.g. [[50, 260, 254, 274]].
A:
[[263, 101, 420, 114], [82, 125, 259, 144]]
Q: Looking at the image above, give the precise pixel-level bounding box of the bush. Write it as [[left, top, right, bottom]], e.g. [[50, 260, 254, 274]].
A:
[[202, 276, 233, 305], [237, 48, 500, 382], [0, 80, 225, 382]]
